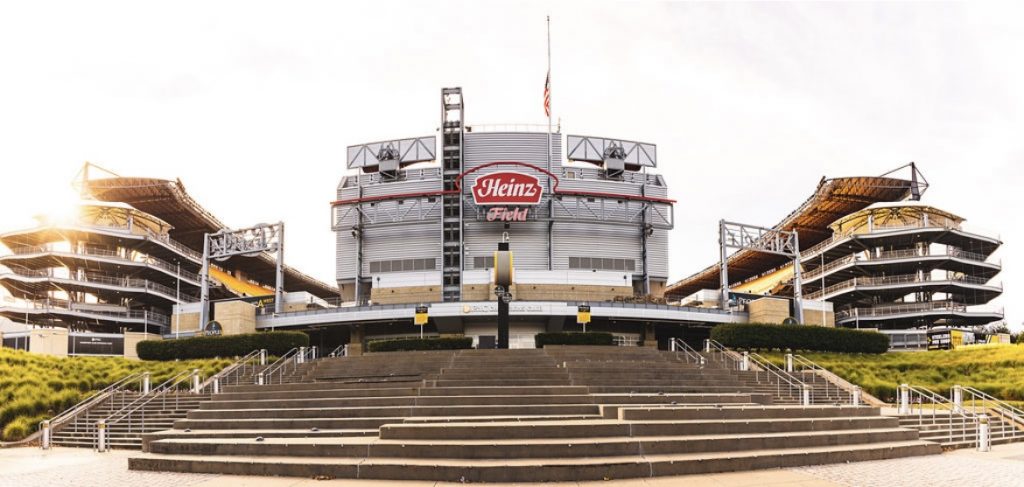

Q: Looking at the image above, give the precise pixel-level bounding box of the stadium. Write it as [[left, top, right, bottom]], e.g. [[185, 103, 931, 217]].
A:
[[0, 87, 1006, 358]]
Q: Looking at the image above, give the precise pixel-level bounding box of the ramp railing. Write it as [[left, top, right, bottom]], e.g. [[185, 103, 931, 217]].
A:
[[258, 346, 318, 385], [748, 352, 809, 405], [960, 386, 1024, 442], [96, 368, 199, 451], [898, 384, 977, 447]]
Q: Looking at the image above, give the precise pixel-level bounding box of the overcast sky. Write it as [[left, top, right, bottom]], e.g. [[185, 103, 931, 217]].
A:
[[0, 1, 1020, 330]]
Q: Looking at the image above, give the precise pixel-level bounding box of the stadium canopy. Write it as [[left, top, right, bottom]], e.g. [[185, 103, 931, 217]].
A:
[[664, 164, 928, 302], [77, 164, 337, 299]]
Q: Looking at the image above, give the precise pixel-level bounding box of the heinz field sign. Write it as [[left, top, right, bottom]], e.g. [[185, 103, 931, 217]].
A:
[[470, 171, 543, 222]]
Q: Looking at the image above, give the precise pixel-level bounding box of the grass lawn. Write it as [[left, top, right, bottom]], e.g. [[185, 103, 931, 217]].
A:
[[761, 344, 1024, 405], [0, 347, 232, 441]]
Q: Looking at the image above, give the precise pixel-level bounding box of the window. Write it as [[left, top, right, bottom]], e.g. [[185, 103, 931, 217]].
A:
[[473, 256, 495, 269], [569, 257, 636, 272], [369, 258, 437, 274]]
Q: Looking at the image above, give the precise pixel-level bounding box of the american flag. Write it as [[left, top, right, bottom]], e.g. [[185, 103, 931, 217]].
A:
[[543, 71, 551, 117]]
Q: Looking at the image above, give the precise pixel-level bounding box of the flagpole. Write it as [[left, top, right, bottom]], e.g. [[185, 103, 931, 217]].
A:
[[546, 15, 554, 271]]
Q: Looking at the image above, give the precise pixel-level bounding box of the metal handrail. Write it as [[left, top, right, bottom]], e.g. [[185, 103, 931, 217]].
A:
[[961, 387, 1024, 441], [201, 349, 264, 392], [807, 273, 999, 300], [97, 366, 199, 450], [668, 338, 704, 366], [790, 355, 860, 405], [747, 352, 807, 403], [40, 371, 144, 448], [258, 346, 317, 385], [328, 344, 348, 358], [901, 385, 977, 446]]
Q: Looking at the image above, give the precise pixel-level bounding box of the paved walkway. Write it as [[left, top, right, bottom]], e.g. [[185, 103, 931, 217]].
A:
[[2, 443, 1024, 486]]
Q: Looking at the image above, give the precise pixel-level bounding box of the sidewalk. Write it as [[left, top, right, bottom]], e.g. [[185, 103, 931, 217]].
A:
[[7, 443, 1024, 487]]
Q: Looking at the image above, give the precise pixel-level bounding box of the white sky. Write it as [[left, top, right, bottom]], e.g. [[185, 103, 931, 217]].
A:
[[0, 1, 1020, 331]]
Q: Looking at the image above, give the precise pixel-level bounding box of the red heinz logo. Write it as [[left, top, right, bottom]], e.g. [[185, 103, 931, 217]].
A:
[[471, 171, 543, 205]]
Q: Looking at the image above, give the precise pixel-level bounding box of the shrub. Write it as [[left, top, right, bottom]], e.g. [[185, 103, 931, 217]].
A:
[[535, 332, 615, 347], [368, 337, 473, 352], [710, 323, 889, 354], [137, 331, 309, 360]]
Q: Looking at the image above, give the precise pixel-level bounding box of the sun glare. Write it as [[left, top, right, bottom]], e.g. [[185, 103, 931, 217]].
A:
[[35, 187, 83, 226]]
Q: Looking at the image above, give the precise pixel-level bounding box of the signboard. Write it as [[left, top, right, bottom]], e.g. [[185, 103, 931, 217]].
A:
[[577, 305, 591, 325], [414, 305, 429, 326], [68, 334, 124, 356], [204, 320, 223, 336], [471, 171, 543, 206]]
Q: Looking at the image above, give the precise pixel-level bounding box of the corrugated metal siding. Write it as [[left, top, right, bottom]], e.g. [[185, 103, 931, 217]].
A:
[[464, 221, 549, 270], [552, 223, 641, 270], [647, 229, 669, 279], [334, 205, 359, 281], [361, 222, 440, 276]]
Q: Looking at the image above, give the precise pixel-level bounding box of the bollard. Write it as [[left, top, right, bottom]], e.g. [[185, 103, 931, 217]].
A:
[[297, 346, 307, 364], [978, 414, 991, 452], [898, 384, 911, 415], [96, 420, 108, 452], [703, 339, 711, 353], [41, 420, 51, 450], [802, 385, 811, 406], [852, 386, 861, 407], [259, 349, 267, 366], [311, 346, 318, 361], [191, 369, 201, 394], [257, 372, 265, 386], [952, 385, 963, 413], [142, 372, 151, 395], [699, 357, 706, 368], [784, 354, 794, 373], [670, 340, 677, 352], [212, 377, 220, 395], [740, 352, 749, 372]]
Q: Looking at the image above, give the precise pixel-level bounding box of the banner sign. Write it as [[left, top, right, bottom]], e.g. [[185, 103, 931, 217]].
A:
[[471, 171, 543, 206]]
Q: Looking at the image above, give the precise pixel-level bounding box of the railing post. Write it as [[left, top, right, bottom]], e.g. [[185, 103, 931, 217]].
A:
[[297, 346, 307, 364], [212, 377, 220, 395], [898, 384, 911, 415], [784, 353, 794, 373], [191, 369, 201, 394], [852, 386, 861, 407], [740, 352, 749, 372], [802, 384, 811, 406], [703, 339, 711, 353], [141, 372, 151, 395], [257, 372, 265, 386], [259, 349, 267, 366], [952, 385, 963, 413], [670, 339, 677, 352], [311, 346, 318, 361], [96, 420, 108, 452], [978, 414, 991, 452], [41, 420, 51, 450]]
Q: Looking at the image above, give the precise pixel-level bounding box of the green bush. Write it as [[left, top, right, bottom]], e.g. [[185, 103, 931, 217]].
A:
[[710, 323, 889, 354], [137, 331, 309, 360], [368, 337, 473, 352], [535, 332, 615, 347]]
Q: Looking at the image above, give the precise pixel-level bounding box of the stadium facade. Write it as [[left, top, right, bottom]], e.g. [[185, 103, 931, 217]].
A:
[[0, 87, 1006, 357]]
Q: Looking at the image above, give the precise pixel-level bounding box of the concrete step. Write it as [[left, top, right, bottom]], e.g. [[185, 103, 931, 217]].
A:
[[187, 404, 602, 420], [147, 428, 920, 459], [618, 405, 880, 421], [379, 416, 902, 441], [129, 440, 939, 482], [174, 414, 603, 431]]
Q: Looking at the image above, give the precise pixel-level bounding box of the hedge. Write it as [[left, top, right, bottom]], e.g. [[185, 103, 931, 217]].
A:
[[710, 323, 889, 354], [368, 337, 473, 352], [535, 332, 615, 347], [137, 331, 309, 360]]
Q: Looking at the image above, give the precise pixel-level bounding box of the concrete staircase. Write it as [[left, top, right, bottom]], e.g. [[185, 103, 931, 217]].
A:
[[899, 412, 1022, 449], [129, 346, 940, 482]]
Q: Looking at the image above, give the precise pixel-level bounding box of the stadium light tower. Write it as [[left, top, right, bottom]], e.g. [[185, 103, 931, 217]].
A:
[[718, 220, 804, 323], [200, 223, 285, 329]]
